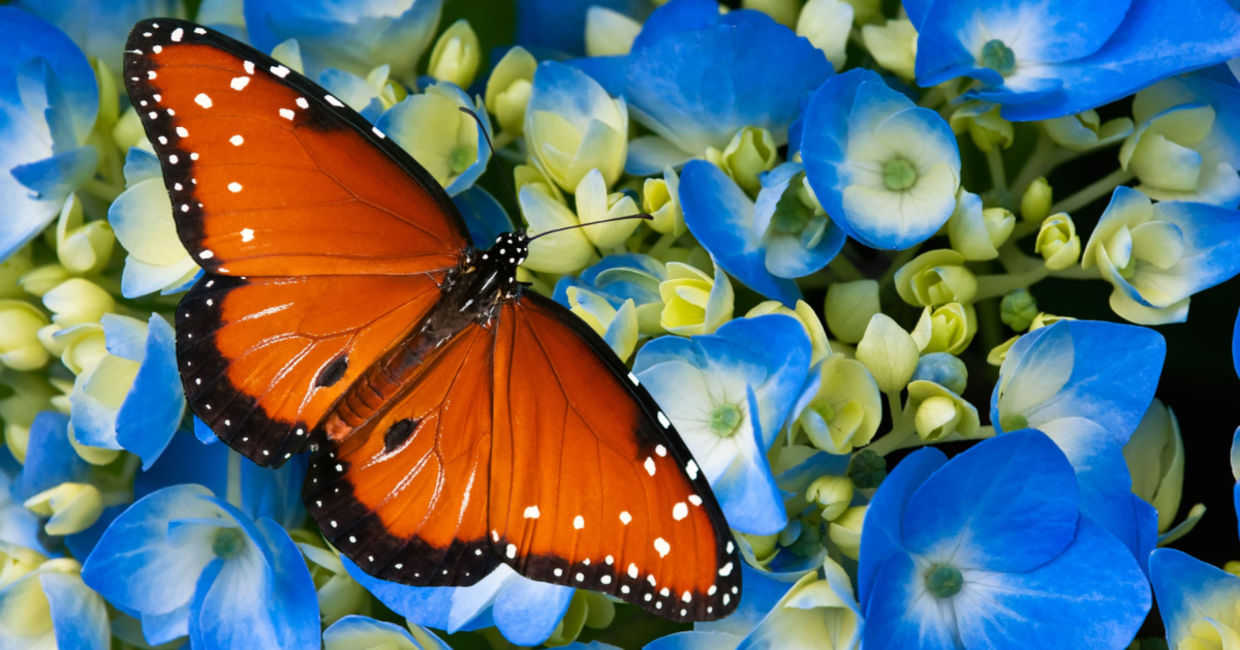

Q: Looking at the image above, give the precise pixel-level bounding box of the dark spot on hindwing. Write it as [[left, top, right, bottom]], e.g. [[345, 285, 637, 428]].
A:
[[317, 354, 348, 388], [383, 418, 418, 453]]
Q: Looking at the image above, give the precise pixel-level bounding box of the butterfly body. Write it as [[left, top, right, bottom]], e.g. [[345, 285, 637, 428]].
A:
[[126, 18, 742, 622]]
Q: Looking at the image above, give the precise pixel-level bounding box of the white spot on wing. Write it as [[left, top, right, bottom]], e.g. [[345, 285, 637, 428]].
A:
[[228, 182, 243, 193], [372, 126, 386, 139], [644, 456, 656, 476], [505, 543, 517, 559], [672, 502, 688, 520], [170, 27, 183, 41], [243, 60, 255, 74], [655, 444, 667, 457], [627, 563, 638, 579], [176, 126, 188, 137], [199, 250, 214, 260], [689, 494, 703, 506], [229, 134, 244, 146], [619, 511, 632, 525], [270, 64, 290, 78], [718, 561, 733, 576], [295, 97, 309, 109], [230, 76, 250, 91], [240, 228, 254, 242], [686, 460, 699, 480], [627, 371, 639, 385], [523, 505, 540, 519], [654, 537, 670, 558], [658, 412, 671, 428], [194, 93, 212, 108], [325, 94, 344, 107], [279, 108, 295, 120], [573, 515, 585, 530]]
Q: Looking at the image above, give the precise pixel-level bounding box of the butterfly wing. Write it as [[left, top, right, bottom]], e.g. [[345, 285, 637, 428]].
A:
[[489, 293, 741, 621], [304, 319, 501, 586], [124, 20, 471, 466]]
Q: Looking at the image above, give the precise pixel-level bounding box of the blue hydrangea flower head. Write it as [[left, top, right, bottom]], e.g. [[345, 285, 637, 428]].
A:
[[909, 0, 1240, 120], [0, 557, 110, 650], [633, 314, 813, 534], [82, 484, 318, 647], [14, 0, 181, 71], [680, 160, 844, 305], [344, 559, 573, 647], [859, 431, 1150, 648], [801, 68, 961, 250], [244, 0, 444, 83], [516, 0, 650, 57], [591, 0, 832, 174], [377, 81, 492, 196], [0, 6, 99, 261]]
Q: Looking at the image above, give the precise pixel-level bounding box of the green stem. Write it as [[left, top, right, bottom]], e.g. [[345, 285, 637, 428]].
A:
[[973, 265, 1050, 300], [647, 230, 680, 259], [985, 147, 1008, 199], [827, 253, 865, 282], [1050, 168, 1134, 215], [83, 178, 123, 203]]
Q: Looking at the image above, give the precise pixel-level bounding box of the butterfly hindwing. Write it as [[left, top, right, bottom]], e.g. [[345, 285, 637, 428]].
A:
[[304, 320, 500, 585], [490, 294, 741, 621], [123, 19, 469, 277]]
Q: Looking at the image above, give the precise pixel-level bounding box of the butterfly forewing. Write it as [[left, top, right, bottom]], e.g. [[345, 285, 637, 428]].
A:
[[488, 294, 741, 621], [123, 19, 469, 277]]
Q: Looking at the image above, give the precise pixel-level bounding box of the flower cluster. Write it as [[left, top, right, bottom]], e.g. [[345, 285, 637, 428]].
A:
[[3, 0, 1240, 647]]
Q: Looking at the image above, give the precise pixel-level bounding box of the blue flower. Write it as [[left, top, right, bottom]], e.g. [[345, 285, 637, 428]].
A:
[[1122, 69, 1240, 206], [1082, 186, 1240, 324], [553, 253, 667, 333], [908, 0, 1240, 120], [644, 564, 805, 649], [681, 160, 844, 305], [516, 0, 650, 57], [344, 560, 573, 647], [82, 484, 318, 648], [109, 148, 200, 298], [633, 314, 813, 534], [453, 186, 514, 247], [1149, 548, 1240, 647], [524, 60, 628, 192], [69, 313, 185, 469], [323, 615, 450, 650], [0, 6, 99, 261], [991, 319, 1164, 561], [585, 0, 831, 175], [859, 431, 1150, 649], [0, 557, 110, 650], [378, 81, 491, 196], [243, 0, 443, 84], [801, 68, 961, 250], [13, 0, 180, 71]]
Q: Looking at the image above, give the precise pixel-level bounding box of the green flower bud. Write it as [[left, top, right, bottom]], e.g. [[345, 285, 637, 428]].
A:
[[0, 301, 50, 371], [743, 532, 781, 563], [296, 541, 369, 626], [1000, 289, 1038, 331], [949, 102, 1013, 153], [42, 279, 114, 328], [1020, 177, 1053, 223], [806, 475, 854, 521], [912, 352, 968, 395], [848, 449, 886, 489], [19, 264, 71, 298], [518, 185, 595, 274], [111, 106, 147, 152], [0, 543, 45, 589], [747, 299, 831, 365], [428, 20, 481, 88], [585, 7, 642, 56], [658, 262, 733, 336], [485, 46, 536, 136], [855, 314, 918, 393], [575, 169, 642, 249], [987, 335, 1020, 366], [796, 0, 854, 70], [1028, 312, 1073, 330], [947, 190, 1014, 261], [861, 18, 917, 80], [642, 167, 685, 236], [1120, 104, 1216, 198], [910, 302, 977, 355], [908, 380, 980, 442], [1043, 110, 1133, 151], [23, 482, 104, 536], [55, 195, 114, 276], [827, 505, 866, 560], [1123, 399, 1184, 533], [824, 279, 880, 344], [894, 249, 977, 307], [0, 247, 34, 299], [795, 356, 882, 454], [707, 126, 778, 196], [1035, 212, 1081, 270]]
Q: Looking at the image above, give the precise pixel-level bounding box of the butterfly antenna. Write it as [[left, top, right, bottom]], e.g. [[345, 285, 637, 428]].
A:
[[459, 106, 518, 207], [527, 213, 655, 242]]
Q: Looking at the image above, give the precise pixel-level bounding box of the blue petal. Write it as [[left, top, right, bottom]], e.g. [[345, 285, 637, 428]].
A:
[[1148, 198, 1240, 297], [40, 570, 112, 650], [955, 518, 1149, 648], [116, 314, 186, 469], [342, 557, 499, 633], [624, 15, 830, 153], [13, 0, 178, 71], [995, 0, 1240, 120], [453, 186, 513, 246], [122, 147, 163, 184], [680, 160, 801, 304], [490, 574, 574, 646], [0, 7, 98, 130], [696, 563, 795, 637], [630, 0, 720, 53], [16, 411, 87, 500], [133, 431, 230, 501], [861, 553, 959, 650], [1150, 548, 1240, 644], [517, 0, 650, 56], [9, 146, 98, 198], [708, 388, 788, 534], [991, 319, 1165, 446], [857, 448, 946, 605], [712, 315, 813, 442], [195, 416, 220, 445], [64, 503, 126, 561], [645, 631, 745, 650], [902, 431, 1079, 572], [626, 135, 693, 176]]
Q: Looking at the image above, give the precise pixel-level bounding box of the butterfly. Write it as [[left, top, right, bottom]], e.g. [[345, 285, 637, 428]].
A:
[[122, 19, 741, 621]]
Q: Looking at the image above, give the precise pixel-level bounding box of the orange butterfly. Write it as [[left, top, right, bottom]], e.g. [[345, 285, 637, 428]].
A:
[[122, 19, 741, 621]]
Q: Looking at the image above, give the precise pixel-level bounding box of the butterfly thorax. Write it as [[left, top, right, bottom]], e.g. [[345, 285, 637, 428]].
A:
[[318, 232, 528, 443]]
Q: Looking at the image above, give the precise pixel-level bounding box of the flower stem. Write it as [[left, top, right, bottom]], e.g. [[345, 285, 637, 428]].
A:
[[827, 252, 865, 282], [1050, 168, 1134, 215], [986, 147, 1008, 200]]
